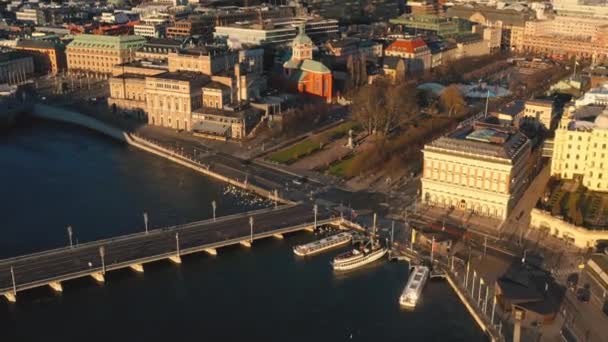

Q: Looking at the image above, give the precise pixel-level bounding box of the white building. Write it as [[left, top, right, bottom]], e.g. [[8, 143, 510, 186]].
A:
[[214, 17, 338, 46], [552, 0, 608, 19], [134, 22, 167, 38], [551, 104, 608, 192], [421, 124, 531, 220], [575, 83, 608, 107], [16, 8, 44, 24], [99, 12, 130, 24]]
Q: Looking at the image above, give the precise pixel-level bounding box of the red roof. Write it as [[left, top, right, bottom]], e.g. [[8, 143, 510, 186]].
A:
[[386, 38, 427, 54]]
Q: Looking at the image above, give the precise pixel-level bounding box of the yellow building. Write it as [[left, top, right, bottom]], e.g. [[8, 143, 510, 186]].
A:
[[108, 74, 148, 112], [551, 105, 608, 192], [167, 48, 237, 76], [15, 39, 66, 75], [421, 124, 531, 220], [524, 99, 555, 130], [145, 71, 207, 131], [66, 34, 146, 76]]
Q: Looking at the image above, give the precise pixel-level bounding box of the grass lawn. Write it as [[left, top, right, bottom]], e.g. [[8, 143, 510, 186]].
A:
[[321, 121, 362, 141], [268, 139, 321, 164], [328, 156, 355, 178], [268, 121, 362, 165]]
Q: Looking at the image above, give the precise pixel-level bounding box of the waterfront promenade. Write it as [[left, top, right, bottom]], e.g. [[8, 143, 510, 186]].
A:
[[0, 204, 342, 302]]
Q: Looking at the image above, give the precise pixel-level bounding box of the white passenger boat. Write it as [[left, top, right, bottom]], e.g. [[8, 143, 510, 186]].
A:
[[331, 242, 387, 271], [399, 265, 430, 309], [293, 232, 352, 256]]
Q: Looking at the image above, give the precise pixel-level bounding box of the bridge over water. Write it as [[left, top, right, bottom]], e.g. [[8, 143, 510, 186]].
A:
[[0, 204, 345, 303]]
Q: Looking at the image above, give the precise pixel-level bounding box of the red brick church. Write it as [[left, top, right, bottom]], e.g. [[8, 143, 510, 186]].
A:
[[283, 25, 333, 103]]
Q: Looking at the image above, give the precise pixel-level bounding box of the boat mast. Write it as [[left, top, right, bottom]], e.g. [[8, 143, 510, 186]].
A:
[[372, 213, 377, 246]]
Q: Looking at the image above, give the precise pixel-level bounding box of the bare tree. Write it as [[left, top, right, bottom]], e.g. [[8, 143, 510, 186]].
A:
[[352, 79, 419, 135], [439, 85, 466, 117]]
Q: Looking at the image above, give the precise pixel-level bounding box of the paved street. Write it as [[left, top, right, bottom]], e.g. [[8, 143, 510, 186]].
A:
[[0, 204, 335, 294]]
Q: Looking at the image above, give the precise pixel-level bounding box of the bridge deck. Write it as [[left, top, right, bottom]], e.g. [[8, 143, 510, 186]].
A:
[[0, 204, 339, 296]]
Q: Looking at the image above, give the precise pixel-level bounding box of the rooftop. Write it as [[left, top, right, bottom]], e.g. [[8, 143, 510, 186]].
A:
[[426, 124, 530, 161], [493, 100, 525, 117], [16, 39, 58, 49], [446, 5, 534, 26], [526, 99, 553, 107], [68, 34, 146, 50], [150, 71, 210, 85], [0, 51, 32, 63], [386, 38, 427, 54]]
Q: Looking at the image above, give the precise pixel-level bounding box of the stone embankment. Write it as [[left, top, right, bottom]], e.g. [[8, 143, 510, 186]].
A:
[[31, 104, 294, 204]]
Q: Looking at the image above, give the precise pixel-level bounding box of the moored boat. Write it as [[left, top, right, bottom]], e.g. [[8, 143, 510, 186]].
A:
[[293, 232, 352, 257], [331, 243, 387, 271], [399, 265, 429, 309]]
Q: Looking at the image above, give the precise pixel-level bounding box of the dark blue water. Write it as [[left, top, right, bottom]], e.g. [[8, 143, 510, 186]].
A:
[[0, 120, 486, 341]]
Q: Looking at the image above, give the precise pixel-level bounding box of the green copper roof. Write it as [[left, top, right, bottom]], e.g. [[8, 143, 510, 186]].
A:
[[300, 59, 330, 74], [288, 69, 308, 83], [283, 59, 331, 74], [67, 34, 146, 51], [292, 25, 312, 46]]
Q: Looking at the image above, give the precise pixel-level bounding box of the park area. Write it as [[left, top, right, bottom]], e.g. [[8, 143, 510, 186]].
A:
[[540, 178, 608, 229], [267, 121, 361, 165]]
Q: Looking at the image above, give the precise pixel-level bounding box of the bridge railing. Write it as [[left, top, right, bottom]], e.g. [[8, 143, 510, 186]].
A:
[[0, 204, 303, 266], [1, 217, 343, 293]]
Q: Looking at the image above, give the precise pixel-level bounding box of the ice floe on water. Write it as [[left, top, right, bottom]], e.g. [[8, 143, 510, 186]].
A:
[[222, 185, 273, 208]]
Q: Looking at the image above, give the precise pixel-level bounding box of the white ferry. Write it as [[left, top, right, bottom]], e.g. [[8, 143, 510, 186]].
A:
[[331, 238, 387, 271], [293, 232, 352, 257], [399, 265, 430, 309]]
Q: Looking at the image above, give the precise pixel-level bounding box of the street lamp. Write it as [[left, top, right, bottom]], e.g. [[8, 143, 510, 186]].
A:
[[313, 204, 318, 231], [143, 212, 149, 234], [99, 246, 106, 274], [249, 216, 254, 243], [274, 189, 278, 209], [478, 277, 484, 307], [212, 200, 217, 222], [67, 225, 73, 248], [471, 271, 477, 297], [10, 266, 16, 297], [175, 232, 180, 257]]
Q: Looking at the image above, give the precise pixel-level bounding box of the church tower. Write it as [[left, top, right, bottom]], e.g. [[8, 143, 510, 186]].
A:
[[291, 24, 313, 62]]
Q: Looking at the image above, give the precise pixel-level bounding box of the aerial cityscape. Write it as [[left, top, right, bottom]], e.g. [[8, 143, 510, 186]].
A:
[[1, 0, 608, 340]]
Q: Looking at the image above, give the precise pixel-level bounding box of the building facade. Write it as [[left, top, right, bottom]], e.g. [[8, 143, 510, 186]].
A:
[[15, 39, 66, 75], [166, 17, 214, 40], [66, 34, 146, 75], [551, 105, 608, 192], [16, 8, 45, 25], [134, 22, 167, 38], [214, 18, 339, 46], [421, 124, 531, 220], [0, 52, 34, 84], [145, 71, 207, 131], [385, 38, 431, 72], [167, 47, 237, 75], [524, 99, 555, 130]]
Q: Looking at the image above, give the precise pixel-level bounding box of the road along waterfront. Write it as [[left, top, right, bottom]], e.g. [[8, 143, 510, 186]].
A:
[[0, 119, 487, 341]]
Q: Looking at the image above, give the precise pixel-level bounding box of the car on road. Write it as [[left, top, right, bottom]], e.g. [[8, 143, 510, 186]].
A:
[[576, 284, 590, 302], [560, 326, 577, 342], [567, 273, 579, 290]]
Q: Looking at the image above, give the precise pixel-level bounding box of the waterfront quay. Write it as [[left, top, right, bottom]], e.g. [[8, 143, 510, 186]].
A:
[[0, 204, 342, 303]]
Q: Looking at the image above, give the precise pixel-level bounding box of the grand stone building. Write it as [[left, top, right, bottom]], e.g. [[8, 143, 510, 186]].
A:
[[421, 124, 531, 220], [66, 34, 146, 76]]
